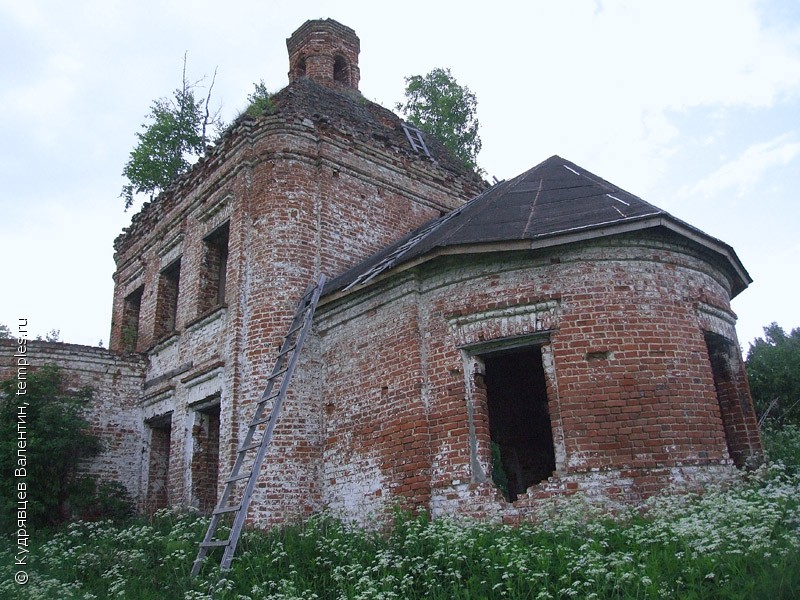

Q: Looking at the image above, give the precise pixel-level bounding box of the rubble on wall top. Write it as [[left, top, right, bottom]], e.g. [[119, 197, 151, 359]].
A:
[[114, 77, 484, 257]]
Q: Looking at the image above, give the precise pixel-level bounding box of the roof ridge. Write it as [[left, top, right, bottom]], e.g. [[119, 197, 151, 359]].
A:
[[324, 155, 749, 297]]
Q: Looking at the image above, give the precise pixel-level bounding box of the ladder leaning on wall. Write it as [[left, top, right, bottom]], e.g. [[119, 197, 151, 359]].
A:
[[190, 275, 326, 577]]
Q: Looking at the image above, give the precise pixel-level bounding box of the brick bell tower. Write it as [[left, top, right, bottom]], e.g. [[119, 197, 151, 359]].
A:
[[287, 18, 360, 90]]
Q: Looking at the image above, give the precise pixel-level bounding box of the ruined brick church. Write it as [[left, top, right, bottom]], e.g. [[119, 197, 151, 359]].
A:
[[2, 19, 762, 524]]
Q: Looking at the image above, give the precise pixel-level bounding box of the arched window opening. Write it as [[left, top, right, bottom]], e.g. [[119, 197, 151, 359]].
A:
[[295, 56, 307, 78], [333, 55, 348, 84]]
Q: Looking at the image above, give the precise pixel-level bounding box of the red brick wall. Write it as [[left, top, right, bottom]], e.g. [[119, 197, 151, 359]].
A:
[[287, 19, 361, 90], [313, 233, 762, 523], [107, 90, 482, 519], [317, 279, 430, 517]]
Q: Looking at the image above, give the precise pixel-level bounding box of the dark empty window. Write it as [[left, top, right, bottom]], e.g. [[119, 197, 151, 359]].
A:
[[484, 346, 555, 501], [295, 56, 306, 78], [705, 332, 746, 466], [333, 55, 348, 84], [146, 414, 172, 513], [192, 402, 221, 515], [121, 286, 143, 352], [201, 222, 229, 312], [155, 259, 181, 338]]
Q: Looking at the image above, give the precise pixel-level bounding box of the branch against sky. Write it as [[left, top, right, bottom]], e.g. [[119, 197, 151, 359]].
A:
[[120, 55, 223, 210]]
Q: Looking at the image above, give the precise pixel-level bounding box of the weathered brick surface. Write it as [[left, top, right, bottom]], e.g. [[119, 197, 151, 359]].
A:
[[0, 340, 146, 504], [9, 19, 760, 529], [312, 233, 762, 523], [105, 18, 483, 522], [287, 19, 360, 90]]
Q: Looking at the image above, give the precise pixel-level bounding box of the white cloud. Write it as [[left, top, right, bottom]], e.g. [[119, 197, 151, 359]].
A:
[[682, 134, 800, 198], [2, 0, 800, 345]]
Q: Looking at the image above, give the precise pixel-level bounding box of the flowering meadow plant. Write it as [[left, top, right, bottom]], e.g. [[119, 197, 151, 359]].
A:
[[3, 432, 799, 599]]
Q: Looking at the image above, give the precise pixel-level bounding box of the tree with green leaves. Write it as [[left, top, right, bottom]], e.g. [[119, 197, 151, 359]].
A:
[[120, 55, 223, 209], [746, 322, 800, 428], [396, 67, 482, 173], [0, 365, 131, 531], [0, 323, 10, 339]]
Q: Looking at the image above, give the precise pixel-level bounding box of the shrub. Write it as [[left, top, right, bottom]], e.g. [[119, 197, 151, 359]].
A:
[[0, 365, 116, 531], [762, 424, 800, 474]]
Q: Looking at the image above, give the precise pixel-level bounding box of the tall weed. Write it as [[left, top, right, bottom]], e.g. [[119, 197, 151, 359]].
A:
[[2, 462, 798, 599]]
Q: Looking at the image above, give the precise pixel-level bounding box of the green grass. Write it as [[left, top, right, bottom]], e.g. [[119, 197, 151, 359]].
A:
[[3, 450, 799, 599]]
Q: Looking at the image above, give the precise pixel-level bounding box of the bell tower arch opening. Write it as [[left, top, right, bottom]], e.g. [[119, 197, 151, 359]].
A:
[[286, 18, 360, 90]]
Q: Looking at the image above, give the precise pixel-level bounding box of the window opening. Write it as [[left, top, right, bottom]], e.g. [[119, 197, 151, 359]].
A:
[[192, 402, 221, 515], [146, 414, 172, 513], [484, 346, 555, 501], [155, 259, 181, 338], [333, 55, 348, 84], [201, 222, 229, 311], [704, 332, 743, 466], [121, 286, 143, 352]]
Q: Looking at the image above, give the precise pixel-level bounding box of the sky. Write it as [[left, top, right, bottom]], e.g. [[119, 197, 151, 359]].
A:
[[1, 0, 798, 351]]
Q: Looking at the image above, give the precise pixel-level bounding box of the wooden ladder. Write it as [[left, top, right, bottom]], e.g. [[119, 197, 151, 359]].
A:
[[191, 275, 326, 576]]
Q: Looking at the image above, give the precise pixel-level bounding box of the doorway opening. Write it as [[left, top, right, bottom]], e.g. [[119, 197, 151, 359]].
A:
[[704, 331, 750, 466], [192, 402, 221, 514], [483, 346, 555, 501], [146, 414, 172, 513]]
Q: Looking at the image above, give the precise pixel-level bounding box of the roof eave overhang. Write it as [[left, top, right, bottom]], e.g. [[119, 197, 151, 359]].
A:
[[321, 214, 751, 307]]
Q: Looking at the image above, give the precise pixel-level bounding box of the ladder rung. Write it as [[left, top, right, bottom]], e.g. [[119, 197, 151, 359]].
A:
[[239, 441, 262, 453], [213, 505, 241, 516], [275, 343, 297, 359], [200, 540, 230, 548], [225, 472, 251, 483], [285, 319, 308, 338], [258, 390, 280, 404], [268, 367, 289, 380], [250, 414, 271, 427]]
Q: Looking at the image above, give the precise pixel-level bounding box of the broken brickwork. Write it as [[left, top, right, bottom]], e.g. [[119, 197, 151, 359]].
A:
[[313, 233, 763, 522], [0, 18, 762, 525], [105, 18, 484, 518], [0, 340, 146, 503]]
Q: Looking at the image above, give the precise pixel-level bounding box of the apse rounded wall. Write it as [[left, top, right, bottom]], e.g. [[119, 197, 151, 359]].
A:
[[421, 231, 762, 516], [314, 230, 762, 524]]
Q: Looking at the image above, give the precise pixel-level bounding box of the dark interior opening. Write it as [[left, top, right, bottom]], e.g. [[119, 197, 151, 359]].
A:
[[146, 414, 172, 513], [704, 332, 739, 464], [484, 346, 555, 501], [155, 259, 181, 338], [333, 55, 348, 84], [201, 221, 229, 311], [121, 286, 143, 352], [192, 403, 221, 515]]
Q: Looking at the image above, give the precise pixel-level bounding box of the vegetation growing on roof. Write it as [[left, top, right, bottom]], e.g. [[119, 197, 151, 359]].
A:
[[120, 55, 224, 210], [242, 79, 274, 117], [396, 67, 483, 174]]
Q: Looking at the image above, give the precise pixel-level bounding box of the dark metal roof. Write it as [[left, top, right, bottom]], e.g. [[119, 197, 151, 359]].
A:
[[325, 155, 752, 297]]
